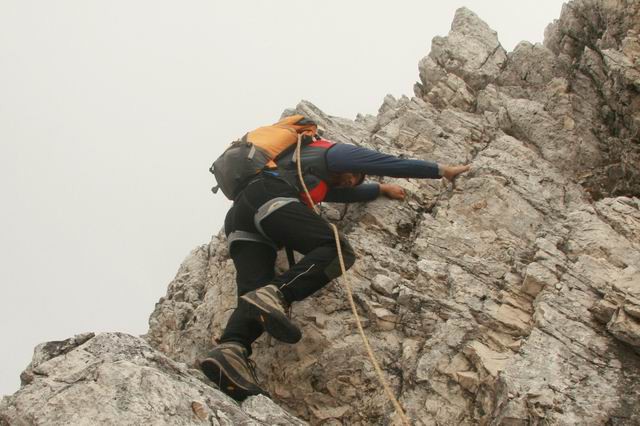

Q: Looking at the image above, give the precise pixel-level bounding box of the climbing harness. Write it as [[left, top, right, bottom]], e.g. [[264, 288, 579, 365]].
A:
[[295, 135, 411, 426]]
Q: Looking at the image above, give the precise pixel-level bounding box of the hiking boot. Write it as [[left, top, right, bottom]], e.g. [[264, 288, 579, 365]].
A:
[[240, 284, 302, 343], [200, 342, 267, 401]]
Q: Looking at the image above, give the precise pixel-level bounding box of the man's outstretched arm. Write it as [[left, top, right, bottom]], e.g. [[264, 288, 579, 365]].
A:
[[326, 143, 470, 181], [326, 143, 441, 178]]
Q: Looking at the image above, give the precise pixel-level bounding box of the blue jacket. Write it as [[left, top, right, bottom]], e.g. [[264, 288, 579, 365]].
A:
[[322, 143, 441, 203]]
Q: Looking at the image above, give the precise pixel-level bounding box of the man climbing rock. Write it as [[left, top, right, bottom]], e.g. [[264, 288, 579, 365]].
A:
[[201, 116, 470, 400]]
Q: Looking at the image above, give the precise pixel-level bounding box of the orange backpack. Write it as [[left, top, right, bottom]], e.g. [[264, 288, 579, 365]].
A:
[[210, 115, 317, 199]]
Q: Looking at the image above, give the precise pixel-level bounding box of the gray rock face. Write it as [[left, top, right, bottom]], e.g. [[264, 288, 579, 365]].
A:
[[3, 0, 639, 425], [415, 7, 507, 108], [539, 0, 640, 198], [0, 333, 305, 425], [146, 1, 640, 424]]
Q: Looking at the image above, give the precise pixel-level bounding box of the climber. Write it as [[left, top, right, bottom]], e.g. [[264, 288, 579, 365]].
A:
[[200, 117, 471, 400]]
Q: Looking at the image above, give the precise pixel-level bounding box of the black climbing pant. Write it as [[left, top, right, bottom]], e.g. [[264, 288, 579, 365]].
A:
[[219, 174, 356, 353]]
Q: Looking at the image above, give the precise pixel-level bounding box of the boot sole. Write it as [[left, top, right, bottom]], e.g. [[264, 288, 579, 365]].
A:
[[200, 356, 264, 401], [240, 298, 302, 344]]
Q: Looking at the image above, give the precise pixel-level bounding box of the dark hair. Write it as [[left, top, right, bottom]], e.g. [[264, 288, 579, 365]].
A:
[[328, 172, 365, 187]]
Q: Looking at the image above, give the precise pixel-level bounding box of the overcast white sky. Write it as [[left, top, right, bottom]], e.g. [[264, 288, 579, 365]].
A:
[[0, 0, 566, 396]]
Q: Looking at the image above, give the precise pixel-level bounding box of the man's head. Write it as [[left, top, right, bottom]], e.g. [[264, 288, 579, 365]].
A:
[[329, 172, 365, 188]]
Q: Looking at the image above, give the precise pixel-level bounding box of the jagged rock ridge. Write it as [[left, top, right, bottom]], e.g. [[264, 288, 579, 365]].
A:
[[0, 333, 305, 425], [3, 1, 639, 425], [146, 2, 640, 424]]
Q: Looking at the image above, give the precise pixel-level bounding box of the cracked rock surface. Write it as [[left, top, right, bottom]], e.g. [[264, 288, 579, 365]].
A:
[[2, 1, 638, 425], [0, 333, 305, 425], [147, 2, 640, 424]]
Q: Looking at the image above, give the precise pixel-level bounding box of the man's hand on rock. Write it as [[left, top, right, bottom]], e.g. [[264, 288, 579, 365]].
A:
[[380, 183, 406, 200], [441, 164, 471, 182]]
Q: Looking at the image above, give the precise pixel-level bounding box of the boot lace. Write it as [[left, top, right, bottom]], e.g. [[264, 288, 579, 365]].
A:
[[245, 357, 263, 388], [274, 286, 293, 319]]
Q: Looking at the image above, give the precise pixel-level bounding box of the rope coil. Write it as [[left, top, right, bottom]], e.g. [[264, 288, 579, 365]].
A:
[[295, 135, 410, 426]]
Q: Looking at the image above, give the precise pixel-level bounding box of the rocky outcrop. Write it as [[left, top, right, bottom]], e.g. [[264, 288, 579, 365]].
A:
[[3, 0, 639, 424], [146, 1, 640, 424], [416, 2, 640, 200], [543, 0, 640, 198], [0, 333, 305, 425]]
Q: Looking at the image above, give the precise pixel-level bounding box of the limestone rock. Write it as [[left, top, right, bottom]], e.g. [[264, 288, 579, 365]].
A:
[[455, 371, 479, 394], [147, 2, 640, 422], [242, 395, 307, 426], [608, 308, 640, 349], [0, 333, 305, 425], [6, 0, 639, 424], [417, 7, 507, 100], [522, 262, 557, 298], [543, 0, 640, 198]]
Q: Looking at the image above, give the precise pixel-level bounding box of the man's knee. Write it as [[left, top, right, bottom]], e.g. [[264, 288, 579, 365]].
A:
[[340, 239, 356, 271], [323, 237, 356, 279]]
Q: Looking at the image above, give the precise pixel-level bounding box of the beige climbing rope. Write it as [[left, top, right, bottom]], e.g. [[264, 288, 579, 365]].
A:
[[295, 135, 411, 426]]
